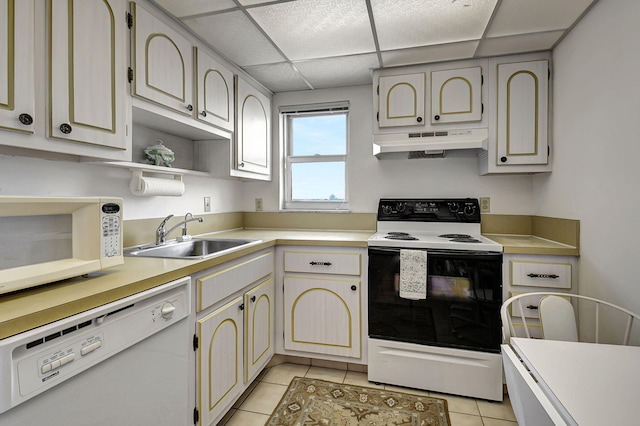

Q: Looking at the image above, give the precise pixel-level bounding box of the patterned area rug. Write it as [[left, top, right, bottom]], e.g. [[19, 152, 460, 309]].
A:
[[267, 377, 450, 426]]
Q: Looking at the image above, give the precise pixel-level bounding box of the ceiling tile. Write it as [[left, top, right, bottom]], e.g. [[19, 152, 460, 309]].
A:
[[183, 11, 285, 67], [371, 0, 498, 50], [248, 0, 376, 61], [237, 0, 277, 5], [152, 0, 237, 18], [487, 0, 596, 37], [476, 31, 564, 57], [292, 54, 380, 89], [243, 63, 312, 93], [381, 41, 479, 68]]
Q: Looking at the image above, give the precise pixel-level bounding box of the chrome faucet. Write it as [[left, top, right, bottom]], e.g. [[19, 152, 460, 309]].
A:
[[155, 213, 204, 245]]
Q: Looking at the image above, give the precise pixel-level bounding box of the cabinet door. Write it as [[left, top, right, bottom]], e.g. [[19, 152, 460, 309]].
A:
[[49, 0, 127, 149], [194, 47, 234, 132], [235, 77, 271, 177], [131, 2, 193, 116], [283, 276, 361, 358], [497, 60, 549, 165], [377, 73, 425, 128], [197, 297, 244, 426], [431, 66, 482, 124], [245, 278, 274, 383], [0, 0, 34, 134]]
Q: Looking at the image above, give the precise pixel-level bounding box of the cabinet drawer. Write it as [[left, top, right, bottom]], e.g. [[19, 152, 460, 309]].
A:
[[510, 260, 572, 289], [198, 251, 273, 311], [284, 250, 361, 276], [508, 291, 572, 319]]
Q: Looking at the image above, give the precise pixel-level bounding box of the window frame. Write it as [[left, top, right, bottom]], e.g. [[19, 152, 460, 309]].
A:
[[281, 102, 350, 211]]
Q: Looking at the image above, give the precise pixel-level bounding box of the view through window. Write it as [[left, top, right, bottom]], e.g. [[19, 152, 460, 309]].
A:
[[282, 103, 349, 210]]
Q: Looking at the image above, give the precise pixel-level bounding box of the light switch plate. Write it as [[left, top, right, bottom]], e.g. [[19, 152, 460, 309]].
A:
[[204, 197, 211, 212], [255, 198, 263, 212]]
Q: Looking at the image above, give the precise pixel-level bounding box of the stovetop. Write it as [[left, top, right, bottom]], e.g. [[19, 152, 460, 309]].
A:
[[368, 198, 502, 252]]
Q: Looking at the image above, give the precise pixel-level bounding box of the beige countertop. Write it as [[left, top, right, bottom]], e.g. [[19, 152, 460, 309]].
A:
[[0, 229, 372, 340], [485, 234, 579, 256]]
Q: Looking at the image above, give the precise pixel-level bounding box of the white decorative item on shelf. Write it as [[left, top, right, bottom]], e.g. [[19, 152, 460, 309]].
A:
[[129, 170, 185, 197], [144, 140, 175, 167]]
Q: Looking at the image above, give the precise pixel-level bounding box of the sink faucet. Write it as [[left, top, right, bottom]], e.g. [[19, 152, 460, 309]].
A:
[[156, 213, 204, 245]]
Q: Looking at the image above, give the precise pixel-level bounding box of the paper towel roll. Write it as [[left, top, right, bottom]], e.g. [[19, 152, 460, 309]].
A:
[[130, 175, 185, 197]]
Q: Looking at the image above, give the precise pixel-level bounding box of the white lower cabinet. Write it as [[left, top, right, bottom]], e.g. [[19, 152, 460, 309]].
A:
[[194, 250, 274, 426], [277, 246, 367, 362], [503, 253, 578, 339]]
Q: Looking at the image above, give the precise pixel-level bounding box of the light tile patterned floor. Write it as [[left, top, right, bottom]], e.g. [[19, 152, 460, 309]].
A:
[[218, 362, 518, 426]]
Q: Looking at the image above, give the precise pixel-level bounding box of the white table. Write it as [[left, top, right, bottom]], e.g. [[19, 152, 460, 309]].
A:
[[506, 337, 640, 425]]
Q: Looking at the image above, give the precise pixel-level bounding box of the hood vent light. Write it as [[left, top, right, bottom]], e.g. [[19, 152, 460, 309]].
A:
[[373, 128, 488, 159]]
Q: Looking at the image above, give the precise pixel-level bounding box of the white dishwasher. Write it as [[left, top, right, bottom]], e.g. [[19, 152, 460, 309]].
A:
[[0, 276, 192, 425]]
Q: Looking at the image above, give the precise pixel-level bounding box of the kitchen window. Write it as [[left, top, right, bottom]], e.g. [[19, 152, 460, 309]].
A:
[[281, 102, 349, 210]]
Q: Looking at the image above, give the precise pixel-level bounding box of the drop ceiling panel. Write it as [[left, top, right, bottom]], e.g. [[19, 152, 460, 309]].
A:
[[487, 0, 596, 37], [381, 41, 479, 68], [183, 11, 285, 67], [243, 63, 312, 93], [476, 32, 564, 57], [153, 0, 236, 18], [292, 54, 380, 89], [248, 0, 376, 60], [372, 0, 498, 50]]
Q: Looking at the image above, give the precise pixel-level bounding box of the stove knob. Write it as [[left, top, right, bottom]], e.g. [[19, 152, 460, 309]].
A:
[[449, 202, 460, 213], [463, 205, 476, 216], [396, 202, 406, 212], [381, 205, 392, 215]]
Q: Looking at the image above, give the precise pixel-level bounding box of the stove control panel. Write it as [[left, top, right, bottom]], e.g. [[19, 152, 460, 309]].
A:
[[377, 198, 481, 222]]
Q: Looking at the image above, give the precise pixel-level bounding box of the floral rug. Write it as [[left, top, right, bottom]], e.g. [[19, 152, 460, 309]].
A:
[[266, 376, 450, 425]]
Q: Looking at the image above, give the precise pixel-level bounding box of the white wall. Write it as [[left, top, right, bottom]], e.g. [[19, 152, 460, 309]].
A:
[[243, 85, 534, 214], [535, 0, 640, 335]]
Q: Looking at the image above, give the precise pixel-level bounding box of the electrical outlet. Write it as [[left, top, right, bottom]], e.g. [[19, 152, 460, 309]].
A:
[[204, 197, 211, 212], [480, 197, 490, 213], [255, 198, 263, 212]]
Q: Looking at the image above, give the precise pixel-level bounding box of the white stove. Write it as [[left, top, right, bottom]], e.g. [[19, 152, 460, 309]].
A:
[[367, 198, 505, 401], [367, 198, 502, 252]]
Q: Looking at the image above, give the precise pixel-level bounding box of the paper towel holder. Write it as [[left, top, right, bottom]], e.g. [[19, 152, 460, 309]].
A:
[[129, 169, 185, 197]]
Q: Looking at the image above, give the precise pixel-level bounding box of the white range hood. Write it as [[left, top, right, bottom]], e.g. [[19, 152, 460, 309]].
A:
[[373, 128, 488, 158]]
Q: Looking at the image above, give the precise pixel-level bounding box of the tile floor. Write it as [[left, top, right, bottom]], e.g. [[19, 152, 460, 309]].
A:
[[218, 362, 518, 426]]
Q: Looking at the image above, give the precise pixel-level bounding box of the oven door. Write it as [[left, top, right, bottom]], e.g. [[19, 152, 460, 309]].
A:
[[368, 247, 503, 353]]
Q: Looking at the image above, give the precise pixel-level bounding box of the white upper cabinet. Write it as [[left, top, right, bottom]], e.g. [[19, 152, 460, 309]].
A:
[[194, 47, 234, 132], [131, 2, 193, 116], [48, 0, 128, 150], [0, 0, 35, 134], [431, 66, 482, 124], [496, 60, 549, 166], [235, 76, 271, 179], [377, 73, 425, 128]]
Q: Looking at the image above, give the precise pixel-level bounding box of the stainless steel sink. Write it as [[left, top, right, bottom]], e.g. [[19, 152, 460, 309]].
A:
[[124, 238, 261, 259]]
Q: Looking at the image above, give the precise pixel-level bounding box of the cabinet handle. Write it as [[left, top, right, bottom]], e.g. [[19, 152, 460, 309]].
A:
[[526, 305, 539, 310], [239, 303, 245, 311], [434, 115, 440, 121], [239, 162, 245, 168], [309, 261, 332, 266], [59, 123, 72, 134], [201, 110, 207, 117], [250, 295, 256, 303], [416, 116, 423, 123], [527, 273, 559, 279], [500, 156, 507, 163], [18, 113, 33, 126], [351, 285, 357, 291], [186, 104, 193, 112]]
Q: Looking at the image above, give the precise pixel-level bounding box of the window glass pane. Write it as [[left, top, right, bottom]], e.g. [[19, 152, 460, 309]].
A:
[[291, 114, 346, 156], [291, 162, 345, 201]]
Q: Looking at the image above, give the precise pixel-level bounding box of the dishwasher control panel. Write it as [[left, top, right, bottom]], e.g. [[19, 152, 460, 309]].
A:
[[0, 277, 191, 414]]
